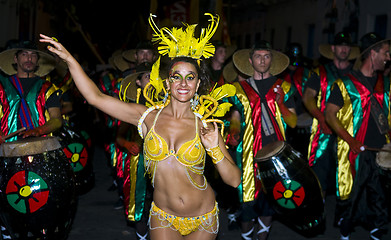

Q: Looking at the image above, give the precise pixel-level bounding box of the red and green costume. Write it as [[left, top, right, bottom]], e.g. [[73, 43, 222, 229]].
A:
[[333, 73, 390, 200], [0, 75, 58, 142], [122, 92, 148, 222], [229, 78, 294, 203], [98, 71, 123, 168], [283, 66, 310, 97], [308, 65, 339, 166], [122, 134, 147, 222]]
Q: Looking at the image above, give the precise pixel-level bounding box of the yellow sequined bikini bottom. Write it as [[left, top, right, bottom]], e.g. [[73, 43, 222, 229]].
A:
[[149, 201, 219, 236]]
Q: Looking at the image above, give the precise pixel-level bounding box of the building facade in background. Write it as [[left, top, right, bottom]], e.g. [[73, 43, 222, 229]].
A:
[[1, 0, 390, 62], [230, 0, 391, 60]]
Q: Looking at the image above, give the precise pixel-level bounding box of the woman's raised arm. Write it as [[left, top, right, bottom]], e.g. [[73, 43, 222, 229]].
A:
[[39, 34, 146, 126]]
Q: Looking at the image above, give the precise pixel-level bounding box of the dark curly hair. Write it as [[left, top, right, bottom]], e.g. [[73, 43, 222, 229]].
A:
[[167, 57, 211, 95]]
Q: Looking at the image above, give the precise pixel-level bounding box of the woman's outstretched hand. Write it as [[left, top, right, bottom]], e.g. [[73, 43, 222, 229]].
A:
[[39, 34, 73, 64], [200, 122, 219, 149]]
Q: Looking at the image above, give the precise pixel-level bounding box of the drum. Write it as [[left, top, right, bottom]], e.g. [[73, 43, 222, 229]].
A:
[[56, 125, 95, 195], [376, 143, 391, 171], [376, 143, 391, 220], [0, 136, 77, 240], [254, 141, 324, 235]]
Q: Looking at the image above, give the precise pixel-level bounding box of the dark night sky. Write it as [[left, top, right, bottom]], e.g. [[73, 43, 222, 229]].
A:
[[43, 0, 152, 66], [44, 0, 212, 66]]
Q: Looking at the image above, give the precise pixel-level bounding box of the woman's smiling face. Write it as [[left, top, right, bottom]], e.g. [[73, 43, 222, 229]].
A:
[[167, 61, 200, 103]]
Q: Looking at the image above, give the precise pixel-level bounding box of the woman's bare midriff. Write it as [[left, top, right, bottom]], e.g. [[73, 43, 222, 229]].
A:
[[152, 156, 216, 218]]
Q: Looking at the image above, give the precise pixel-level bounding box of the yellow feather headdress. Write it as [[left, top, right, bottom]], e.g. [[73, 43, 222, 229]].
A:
[[143, 12, 222, 109], [149, 13, 219, 60]]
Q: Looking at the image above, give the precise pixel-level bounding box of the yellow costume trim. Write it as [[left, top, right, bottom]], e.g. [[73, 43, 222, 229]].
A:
[[44, 84, 60, 124], [307, 77, 323, 159], [59, 76, 73, 94], [333, 79, 355, 200], [206, 145, 224, 164], [149, 201, 219, 236], [143, 107, 207, 190], [233, 82, 255, 202], [272, 80, 292, 141], [127, 154, 140, 221]]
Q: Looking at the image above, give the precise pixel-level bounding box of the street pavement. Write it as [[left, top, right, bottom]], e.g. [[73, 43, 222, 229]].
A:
[[67, 145, 391, 240]]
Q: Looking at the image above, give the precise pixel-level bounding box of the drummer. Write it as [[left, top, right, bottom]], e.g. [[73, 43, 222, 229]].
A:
[[0, 40, 62, 143], [0, 40, 62, 238], [302, 32, 359, 202], [325, 32, 390, 240], [230, 41, 297, 240]]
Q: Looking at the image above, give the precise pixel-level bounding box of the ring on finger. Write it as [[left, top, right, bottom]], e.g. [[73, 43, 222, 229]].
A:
[[51, 37, 59, 42]]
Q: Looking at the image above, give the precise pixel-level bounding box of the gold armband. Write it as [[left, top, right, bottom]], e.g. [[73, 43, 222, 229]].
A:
[[206, 145, 224, 164]]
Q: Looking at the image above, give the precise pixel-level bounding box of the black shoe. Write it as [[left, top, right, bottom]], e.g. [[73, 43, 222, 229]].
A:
[[113, 198, 124, 210]]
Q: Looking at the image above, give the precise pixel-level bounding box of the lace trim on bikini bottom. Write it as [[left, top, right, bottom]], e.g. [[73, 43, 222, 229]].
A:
[[149, 201, 219, 236]]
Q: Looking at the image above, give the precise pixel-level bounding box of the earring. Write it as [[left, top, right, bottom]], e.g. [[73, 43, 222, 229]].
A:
[[163, 91, 169, 104], [191, 93, 199, 110]]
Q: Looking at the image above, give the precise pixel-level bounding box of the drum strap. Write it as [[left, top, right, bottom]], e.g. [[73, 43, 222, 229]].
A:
[[261, 102, 275, 136], [351, 72, 389, 135], [247, 77, 278, 139]]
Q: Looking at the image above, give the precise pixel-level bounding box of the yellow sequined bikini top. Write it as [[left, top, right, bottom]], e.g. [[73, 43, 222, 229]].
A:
[[144, 108, 206, 166]]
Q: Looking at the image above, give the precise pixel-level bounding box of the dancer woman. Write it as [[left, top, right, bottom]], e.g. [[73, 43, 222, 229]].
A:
[[40, 13, 240, 240]]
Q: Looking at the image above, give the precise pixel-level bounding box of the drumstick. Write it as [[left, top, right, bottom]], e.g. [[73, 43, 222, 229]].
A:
[[4, 127, 27, 140], [365, 146, 391, 153]]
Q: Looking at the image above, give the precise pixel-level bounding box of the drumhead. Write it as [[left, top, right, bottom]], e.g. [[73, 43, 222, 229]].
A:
[[0, 136, 62, 157], [254, 141, 285, 161], [376, 143, 391, 170]]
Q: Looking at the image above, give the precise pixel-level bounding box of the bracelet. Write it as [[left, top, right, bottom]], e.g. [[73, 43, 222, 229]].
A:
[[206, 145, 224, 164]]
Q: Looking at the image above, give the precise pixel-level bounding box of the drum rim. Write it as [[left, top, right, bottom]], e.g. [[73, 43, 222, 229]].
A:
[[376, 143, 391, 170], [254, 141, 286, 161], [0, 136, 62, 157], [376, 152, 391, 170]]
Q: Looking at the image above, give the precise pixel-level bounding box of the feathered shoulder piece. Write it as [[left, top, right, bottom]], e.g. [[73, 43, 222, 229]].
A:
[[193, 84, 236, 134], [148, 13, 219, 60]]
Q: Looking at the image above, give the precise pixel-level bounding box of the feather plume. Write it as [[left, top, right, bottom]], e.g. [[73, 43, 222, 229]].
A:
[[148, 13, 219, 60], [149, 56, 163, 93]]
